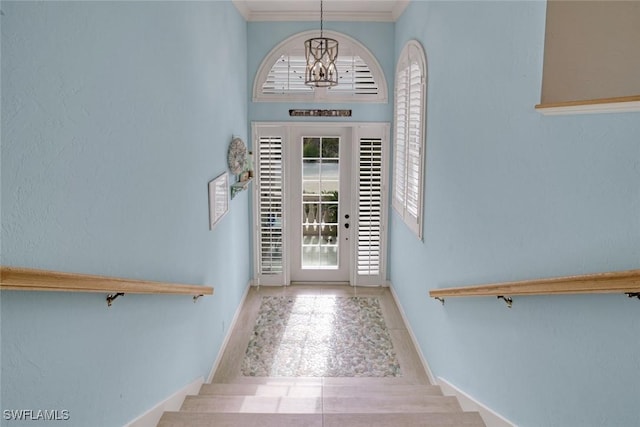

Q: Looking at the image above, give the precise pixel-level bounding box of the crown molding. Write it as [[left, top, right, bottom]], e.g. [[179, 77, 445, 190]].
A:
[[231, 0, 251, 20], [391, 0, 410, 21], [232, 1, 409, 22], [247, 10, 396, 22]]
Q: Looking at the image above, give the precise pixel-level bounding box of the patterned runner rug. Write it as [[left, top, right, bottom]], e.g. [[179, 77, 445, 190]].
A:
[[241, 295, 401, 377]]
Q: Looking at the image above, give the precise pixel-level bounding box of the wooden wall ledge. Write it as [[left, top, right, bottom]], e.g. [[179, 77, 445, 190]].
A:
[[1, 266, 213, 306], [430, 269, 640, 307], [535, 95, 640, 115]]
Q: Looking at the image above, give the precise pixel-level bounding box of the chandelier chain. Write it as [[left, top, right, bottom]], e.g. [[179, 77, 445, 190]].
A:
[[304, 0, 338, 87], [320, 0, 324, 37]]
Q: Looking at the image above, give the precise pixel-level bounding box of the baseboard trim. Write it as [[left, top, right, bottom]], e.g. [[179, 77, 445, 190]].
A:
[[438, 377, 517, 427], [207, 279, 252, 383], [388, 282, 436, 384], [124, 376, 203, 427]]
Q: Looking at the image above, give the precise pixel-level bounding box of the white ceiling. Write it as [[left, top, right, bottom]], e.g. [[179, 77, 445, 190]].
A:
[[232, 0, 410, 22]]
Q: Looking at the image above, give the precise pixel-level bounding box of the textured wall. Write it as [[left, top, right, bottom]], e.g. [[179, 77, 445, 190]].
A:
[[247, 21, 395, 123], [390, 2, 640, 426], [1, 2, 249, 425]]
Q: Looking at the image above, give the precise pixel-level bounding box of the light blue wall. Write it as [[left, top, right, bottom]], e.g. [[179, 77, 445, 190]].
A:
[[248, 21, 395, 123], [1, 2, 249, 426], [390, 2, 640, 427]]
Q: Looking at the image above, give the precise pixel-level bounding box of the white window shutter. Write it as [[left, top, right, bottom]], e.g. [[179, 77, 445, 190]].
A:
[[405, 63, 423, 222], [392, 40, 426, 239], [393, 67, 409, 214], [357, 138, 383, 277], [257, 136, 284, 276], [262, 55, 379, 98], [262, 55, 312, 94], [328, 56, 379, 95]]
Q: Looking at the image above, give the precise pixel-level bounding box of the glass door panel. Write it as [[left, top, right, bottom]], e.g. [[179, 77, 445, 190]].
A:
[[302, 137, 340, 269]]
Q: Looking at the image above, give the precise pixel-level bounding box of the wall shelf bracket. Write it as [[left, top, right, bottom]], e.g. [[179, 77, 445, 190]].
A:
[[106, 292, 125, 307], [231, 178, 252, 199], [625, 292, 640, 300], [497, 295, 513, 308], [193, 294, 204, 303], [434, 297, 445, 305]]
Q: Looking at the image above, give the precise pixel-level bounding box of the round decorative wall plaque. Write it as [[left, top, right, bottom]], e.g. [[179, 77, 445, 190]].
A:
[[227, 137, 247, 175]]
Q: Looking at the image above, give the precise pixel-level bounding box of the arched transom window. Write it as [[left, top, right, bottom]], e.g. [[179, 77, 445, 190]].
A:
[[254, 30, 388, 103]]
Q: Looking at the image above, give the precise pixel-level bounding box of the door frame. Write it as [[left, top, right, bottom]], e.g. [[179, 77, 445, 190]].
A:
[[252, 122, 390, 287], [288, 126, 352, 283]]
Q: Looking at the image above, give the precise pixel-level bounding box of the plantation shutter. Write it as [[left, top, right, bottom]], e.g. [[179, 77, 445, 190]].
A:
[[262, 55, 312, 94], [393, 67, 409, 214], [405, 63, 423, 221], [329, 56, 379, 95], [357, 138, 384, 278], [392, 40, 426, 239], [257, 136, 284, 277], [262, 55, 378, 97]]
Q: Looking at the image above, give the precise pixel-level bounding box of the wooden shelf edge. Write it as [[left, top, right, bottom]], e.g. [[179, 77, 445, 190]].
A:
[[0, 266, 214, 296], [429, 269, 640, 299], [535, 95, 640, 115]]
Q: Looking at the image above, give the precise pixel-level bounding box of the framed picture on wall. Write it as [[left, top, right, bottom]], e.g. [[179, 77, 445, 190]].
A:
[[208, 172, 229, 230]]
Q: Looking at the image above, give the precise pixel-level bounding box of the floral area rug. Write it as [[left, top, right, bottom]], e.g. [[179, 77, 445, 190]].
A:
[[241, 295, 401, 377]]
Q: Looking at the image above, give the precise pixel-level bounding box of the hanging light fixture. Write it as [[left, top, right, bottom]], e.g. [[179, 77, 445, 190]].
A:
[[304, 0, 338, 87]]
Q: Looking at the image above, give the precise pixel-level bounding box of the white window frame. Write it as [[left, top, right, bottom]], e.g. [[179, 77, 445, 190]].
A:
[[253, 30, 388, 103], [392, 40, 427, 239]]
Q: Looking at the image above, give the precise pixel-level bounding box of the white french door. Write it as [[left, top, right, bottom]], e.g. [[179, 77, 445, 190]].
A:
[[289, 127, 351, 283], [253, 123, 389, 286]]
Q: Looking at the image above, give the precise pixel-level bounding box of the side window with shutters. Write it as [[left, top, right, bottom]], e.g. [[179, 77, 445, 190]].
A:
[[392, 40, 427, 239], [257, 135, 284, 281], [357, 137, 384, 278]]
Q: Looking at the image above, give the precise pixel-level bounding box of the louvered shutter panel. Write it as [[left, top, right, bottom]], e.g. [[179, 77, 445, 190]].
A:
[[357, 138, 383, 277], [328, 56, 379, 96], [393, 41, 426, 239], [405, 63, 422, 222], [262, 55, 378, 97], [262, 55, 312, 94], [257, 136, 284, 275], [393, 67, 409, 213]]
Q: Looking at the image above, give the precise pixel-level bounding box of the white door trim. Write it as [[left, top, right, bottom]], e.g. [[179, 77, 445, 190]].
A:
[[252, 122, 390, 287]]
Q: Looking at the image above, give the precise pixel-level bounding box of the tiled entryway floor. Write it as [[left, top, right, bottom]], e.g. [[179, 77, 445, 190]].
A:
[[213, 285, 431, 385]]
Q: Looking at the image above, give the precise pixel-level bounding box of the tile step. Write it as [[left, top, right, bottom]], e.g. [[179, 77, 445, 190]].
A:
[[226, 376, 430, 386], [324, 411, 486, 426], [158, 412, 322, 427], [199, 383, 323, 397], [158, 411, 485, 427], [324, 395, 461, 414], [199, 383, 442, 397], [181, 395, 322, 414], [180, 394, 461, 414], [323, 384, 443, 397]]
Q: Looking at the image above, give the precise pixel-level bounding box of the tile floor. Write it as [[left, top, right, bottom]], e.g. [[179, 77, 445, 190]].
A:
[[241, 295, 401, 377], [213, 285, 431, 385]]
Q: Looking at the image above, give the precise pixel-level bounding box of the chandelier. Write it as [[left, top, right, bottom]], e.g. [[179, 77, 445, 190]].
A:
[[304, 0, 338, 87]]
